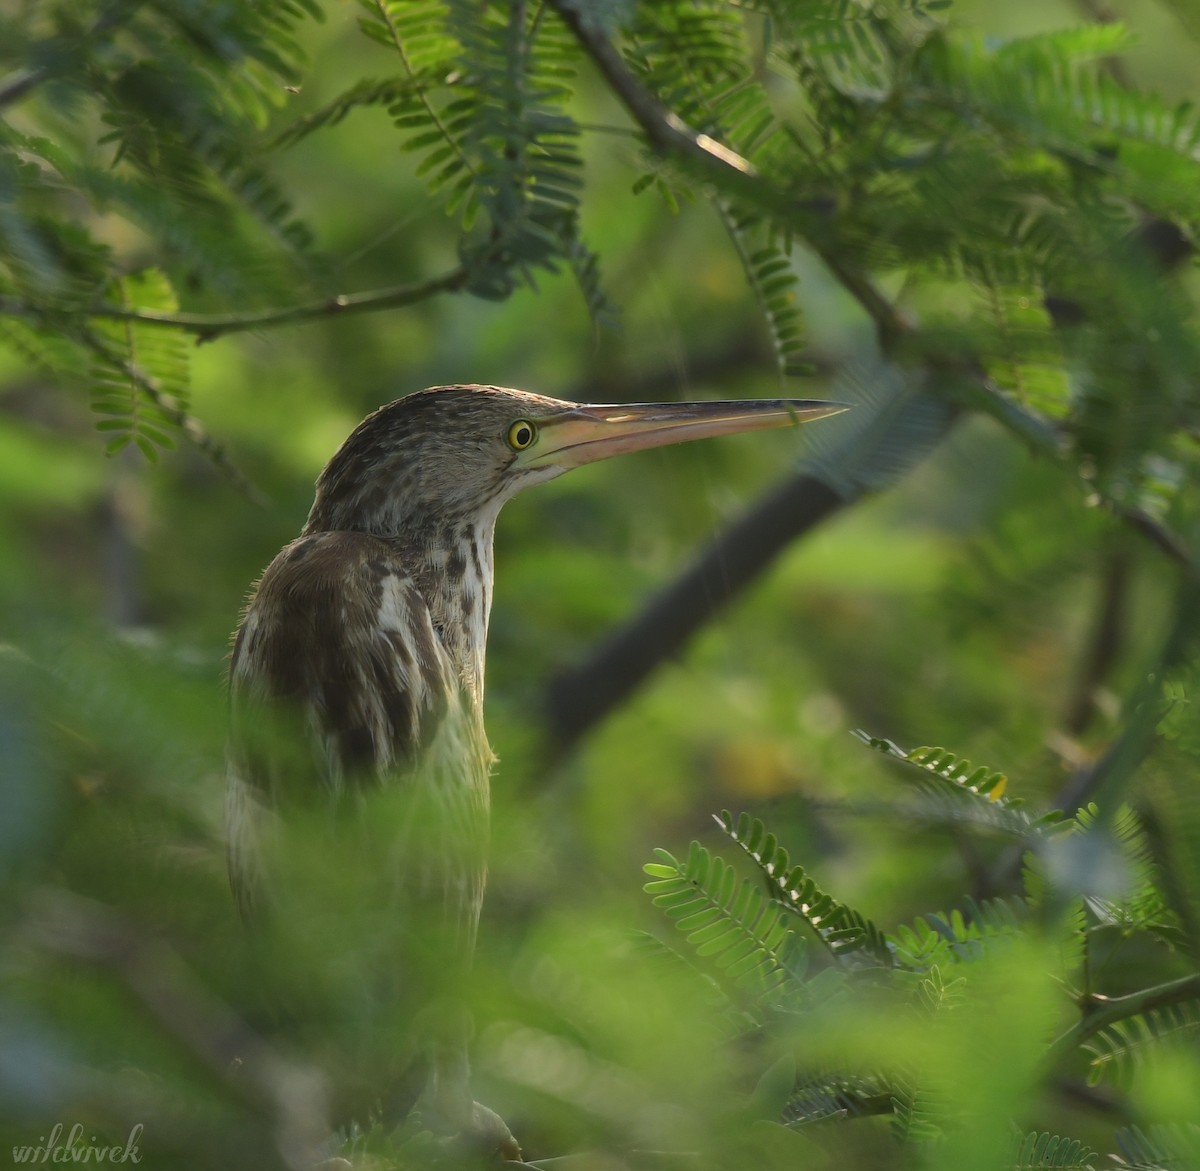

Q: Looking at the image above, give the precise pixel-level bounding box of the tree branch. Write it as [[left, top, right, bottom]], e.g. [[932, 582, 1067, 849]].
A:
[[544, 472, 846, 755], [550, 0, 907, 350], [552, 0, 1199, 562], [78, 265, 472, 343], [1063, 541, 1131, 736], [0, 68, 43, 110], [1045, 972, 1200, 1069], [984, 575, 1200, 896], [552, 3, 759, 180], [540, 396, 1195, 763], [1112, 502, 1195, 570]]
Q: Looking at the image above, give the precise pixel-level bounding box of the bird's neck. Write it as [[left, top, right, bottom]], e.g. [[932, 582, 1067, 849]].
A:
[[409, 522, 496, 706]]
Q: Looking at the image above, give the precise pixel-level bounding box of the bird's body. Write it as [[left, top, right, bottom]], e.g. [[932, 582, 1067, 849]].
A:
[[225, 385, 843, 1150], [226, 529, 491, 938]]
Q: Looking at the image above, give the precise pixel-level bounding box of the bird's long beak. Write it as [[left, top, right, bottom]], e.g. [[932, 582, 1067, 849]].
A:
[[517, 399, 848, 470]]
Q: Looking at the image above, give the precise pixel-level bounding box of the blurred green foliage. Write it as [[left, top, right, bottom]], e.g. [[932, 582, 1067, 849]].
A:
[[2, 0, 1200, 1167]]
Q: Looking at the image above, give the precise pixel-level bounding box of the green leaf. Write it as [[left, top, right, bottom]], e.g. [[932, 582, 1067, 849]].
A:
[[88, 269, 190, 458]]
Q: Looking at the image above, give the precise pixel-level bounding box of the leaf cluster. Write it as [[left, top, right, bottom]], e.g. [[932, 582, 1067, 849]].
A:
[[642, 733, 1200, 1166], [0, 0, 1198, 545], [0, 0, 320, 463]]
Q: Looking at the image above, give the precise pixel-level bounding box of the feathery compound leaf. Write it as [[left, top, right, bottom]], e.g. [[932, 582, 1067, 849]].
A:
[[83, 4, 322, 282], [643, 843, 807, 1008], [357, 1, 611, 319], [450, 2, 594, 293], [89, 269, 190, 459], [853, 731, 1068, 839], [976, 275, 1072, 419], [1074, 804, 1184, 948], [358, 0, 474, 211], [905, 744, 1010, 800], [1111, 1124, 1200, 1171], [636, 6, 782, 165], [716, 810, 892, 966], [795, 2, 900, 102], [0, 132, 113, 307], [719, 204, 810, 381], [624, 0, 819, 374], [914, 25, 1200, 166], [0, 317, 88, 382], [794, 358, 956, 498], [14, 127, 292, 303], [1012, 1130, 1099, 1170], [1084, 1002, 1200, 1092], [890, 1069, 946, 1145], [782, 1070, 898, 1126], [890, 896, 1027, 973]]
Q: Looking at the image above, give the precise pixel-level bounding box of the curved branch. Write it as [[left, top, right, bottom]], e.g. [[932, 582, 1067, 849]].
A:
[[1046, 973, 1200, 1069]]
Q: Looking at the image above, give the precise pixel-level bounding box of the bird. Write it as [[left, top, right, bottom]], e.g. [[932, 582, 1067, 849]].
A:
[[224, 384, 844, 1156]]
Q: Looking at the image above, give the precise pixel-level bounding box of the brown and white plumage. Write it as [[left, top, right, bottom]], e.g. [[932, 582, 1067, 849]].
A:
[[226, 530, 487, 930], [224, 384, 844, 1145]]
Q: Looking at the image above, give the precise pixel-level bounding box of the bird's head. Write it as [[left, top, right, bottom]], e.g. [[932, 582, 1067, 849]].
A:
[[304, 384, 846, 541]]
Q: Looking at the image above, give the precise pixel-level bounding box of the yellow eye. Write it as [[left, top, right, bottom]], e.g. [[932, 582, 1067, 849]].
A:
[[507, 419, 537, 450]]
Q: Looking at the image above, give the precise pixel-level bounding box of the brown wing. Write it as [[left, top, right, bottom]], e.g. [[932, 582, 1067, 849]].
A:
[[225, 530, 454, 916]]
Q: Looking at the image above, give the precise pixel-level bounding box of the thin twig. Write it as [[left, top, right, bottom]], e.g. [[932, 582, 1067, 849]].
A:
[[79, 327, 265, 502], [79, 265, 473, 342], [550, 0, 907, 351]]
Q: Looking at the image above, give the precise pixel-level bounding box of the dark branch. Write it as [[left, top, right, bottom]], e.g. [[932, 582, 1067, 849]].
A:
[[1113, 502, 1195, 570], [550, 4, 759, 179], [0, 68, 42, 110], [544, 472, 846, 755], [1063, 541, 1131, 736], [1063, 575, 1200, 816]]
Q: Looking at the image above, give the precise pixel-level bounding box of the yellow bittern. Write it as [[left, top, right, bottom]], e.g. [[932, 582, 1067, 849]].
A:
[[225, 385, 843, 1154]]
